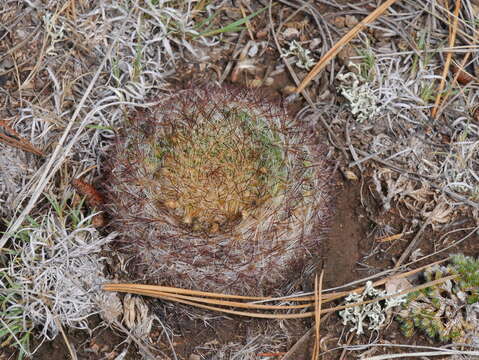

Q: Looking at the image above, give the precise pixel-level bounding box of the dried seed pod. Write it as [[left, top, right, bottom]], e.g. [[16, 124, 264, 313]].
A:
[[72, 179, 104, 208], [104, 85, 334, 295]]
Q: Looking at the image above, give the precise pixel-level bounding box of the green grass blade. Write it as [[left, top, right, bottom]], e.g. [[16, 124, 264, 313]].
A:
[[195, 5, 269, 38]]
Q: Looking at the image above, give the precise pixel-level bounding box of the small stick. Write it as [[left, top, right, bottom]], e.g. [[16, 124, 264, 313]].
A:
[[239, 4, 255, 41], [54, 318, 78, 360], [0, 120, 45, 156], [431, 0, 462, 118], [393, 214, 432, 269], [376, 233, 403, 243], [339, 332, 354, 360], [296, 0, 400, 93]]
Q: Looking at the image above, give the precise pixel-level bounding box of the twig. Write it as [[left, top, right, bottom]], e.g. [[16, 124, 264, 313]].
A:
[[0, 120, 45, 156], [393, 208, 435, 269], [282, 328, 314, 360], [431, 0, 462, 118], [54, 318, 78, 360], [296, 0, 400, 92], [338, 332, 355, 360]]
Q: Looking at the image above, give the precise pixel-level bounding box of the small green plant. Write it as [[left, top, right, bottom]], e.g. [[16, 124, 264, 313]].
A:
[[193, 5, 269, 39], [397, 254, 479, 343], [357, 47, 376, 81], [0, 251, 32, 360]]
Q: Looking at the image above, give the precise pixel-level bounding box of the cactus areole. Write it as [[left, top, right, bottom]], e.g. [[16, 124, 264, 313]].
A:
[[105, 85, 333, 295]]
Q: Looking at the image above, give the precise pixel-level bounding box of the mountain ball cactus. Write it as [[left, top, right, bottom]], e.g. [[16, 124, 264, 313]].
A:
[[104, 85, 333, 295]]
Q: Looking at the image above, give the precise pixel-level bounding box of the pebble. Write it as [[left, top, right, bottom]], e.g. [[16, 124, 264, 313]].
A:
[[309, 38, 322, 50], [345, 15, 359, 27], [333, 16, 346, 29], [263, 77, 274, 86], [282, 27, 299, 40]]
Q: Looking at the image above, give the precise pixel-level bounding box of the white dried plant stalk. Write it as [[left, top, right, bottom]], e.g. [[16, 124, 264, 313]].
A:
[[2, 210, 117, 340]]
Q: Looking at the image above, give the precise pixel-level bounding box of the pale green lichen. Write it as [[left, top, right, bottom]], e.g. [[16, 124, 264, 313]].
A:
[[282, 40, 315, 70], [336, 67, 380, 123], [339, 281, 406, 335]]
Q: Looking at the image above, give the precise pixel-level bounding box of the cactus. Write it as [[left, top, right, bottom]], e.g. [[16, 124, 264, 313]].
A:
[[104, 85, 333, 295], [397, 254, 479, 344]]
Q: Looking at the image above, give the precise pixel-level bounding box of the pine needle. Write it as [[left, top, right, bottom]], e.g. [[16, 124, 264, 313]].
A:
[[295, 0, 400, 93], [431, 0, 462, 118]]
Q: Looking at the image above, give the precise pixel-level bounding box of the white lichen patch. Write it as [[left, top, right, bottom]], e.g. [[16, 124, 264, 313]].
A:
[[282, 40, 315, 70], [336, 69, 380, 123], [339, 281, 406, 335]]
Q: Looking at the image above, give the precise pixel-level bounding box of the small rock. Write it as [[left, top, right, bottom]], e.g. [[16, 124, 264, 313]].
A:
[[345, 15, 359, 27], [342, 169, 358, 181], [309, 38, 322, 50], [263, 77, 274, 86], [256, 29, 268, 39], [283, 27, 299, 40], [333, 16, 346, 29]]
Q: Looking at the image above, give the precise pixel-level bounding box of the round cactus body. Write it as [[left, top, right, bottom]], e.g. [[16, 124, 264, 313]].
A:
[[105, 85, 333, 295]]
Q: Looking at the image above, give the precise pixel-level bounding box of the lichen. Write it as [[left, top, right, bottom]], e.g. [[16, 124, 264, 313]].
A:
[[339, 281, 406, 335], [336, 68, 380, 123], [282, 40, 315, 70]]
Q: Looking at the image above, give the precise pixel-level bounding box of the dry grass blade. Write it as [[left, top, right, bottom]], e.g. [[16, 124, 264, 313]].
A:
[[295, 0, 400, 93], [55, 318, 78, 360], [0, 16, 129, 250], [431, 0, 462, 118], [0, 120, 45, 156]]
